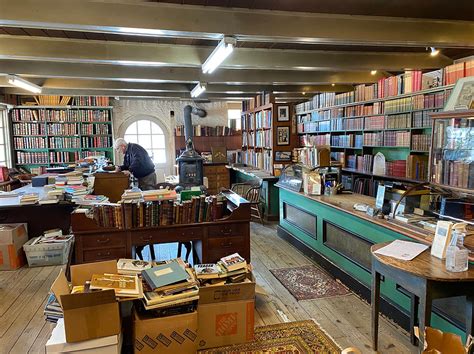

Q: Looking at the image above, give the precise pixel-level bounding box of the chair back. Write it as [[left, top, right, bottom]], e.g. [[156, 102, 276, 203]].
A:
[[245, 186, 261, 203]]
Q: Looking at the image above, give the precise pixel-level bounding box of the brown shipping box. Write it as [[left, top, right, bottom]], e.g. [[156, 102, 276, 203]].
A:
[[133, 308, 198, 354], [0, 223, 28, 270], [51, 260, 121, 343], [197, 271, 256, 349]]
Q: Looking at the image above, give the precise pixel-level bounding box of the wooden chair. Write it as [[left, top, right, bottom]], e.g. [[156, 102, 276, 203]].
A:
[[231, 181, 264, 224]]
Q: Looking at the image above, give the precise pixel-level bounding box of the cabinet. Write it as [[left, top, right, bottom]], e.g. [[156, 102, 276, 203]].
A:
[[204, 163, 230, 194], [430, 110, 474, 194]]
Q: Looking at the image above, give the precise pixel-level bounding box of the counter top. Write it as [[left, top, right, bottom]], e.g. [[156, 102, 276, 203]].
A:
[[226, 165, 279, 181], [278, 187, 474, 259]]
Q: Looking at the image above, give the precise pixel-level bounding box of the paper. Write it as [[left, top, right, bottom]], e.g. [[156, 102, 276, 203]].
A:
[[374, 240, 429, 261]]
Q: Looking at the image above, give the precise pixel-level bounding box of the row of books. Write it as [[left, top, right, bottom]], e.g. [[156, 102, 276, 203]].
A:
[[242, 113, 255, 131], [16, 151, 48, 164], [384, 131, 410, 147], [13, 137, 46, 149], [241, 92, 273, 112], [174, 125, 236, 137], [386, 113, 411, 129], [73, 96, 110, 106], [81, 136, 112, 148], [364, 116, 385, 130], [81, 123, 111, 135], [406, 155, 429, 181], [345, 117, 364, 131], [413, 110, 439, 128], [377, 70, 423, 98], [93, 195, 227, 229], [432, 159, 474, 189], [363, 132, 384, 146], [299, 134, 330, 147], [255, 130, 272, 148], [10, 109, 110, 122], [49, 137, 81, 149], [331, 118, 343, 131], [255, 110, 272, 129], [50, 151, 80, 164], [12, 123, 45, 136], [351, 177, 381, 197], [47, 123, 79, 135], [330, 152, 345, 166], [444, 61, 474, 85], [385, 160, 407, 178], [411, 134, 431, 151], [354, 83, 378, 102], [330, 134, 362, 148], [242, 131, 254, 147]]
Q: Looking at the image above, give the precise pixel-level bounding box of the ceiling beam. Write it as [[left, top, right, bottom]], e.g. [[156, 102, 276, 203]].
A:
[[0, 1, 472, 47], [0, 35, 451, 71], [0, 60, 378, 86]]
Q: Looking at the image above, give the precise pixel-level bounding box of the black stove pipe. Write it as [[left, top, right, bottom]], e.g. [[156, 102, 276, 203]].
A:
[[183, 105, 207, 145]]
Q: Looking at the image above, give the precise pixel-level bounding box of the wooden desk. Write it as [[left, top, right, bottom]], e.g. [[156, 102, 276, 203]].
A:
[[371, 242, 474, 351], [71, 190, 251, 264]]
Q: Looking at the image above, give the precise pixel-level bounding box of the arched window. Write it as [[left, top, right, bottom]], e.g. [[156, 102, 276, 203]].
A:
[[124, 120, 166, 164]]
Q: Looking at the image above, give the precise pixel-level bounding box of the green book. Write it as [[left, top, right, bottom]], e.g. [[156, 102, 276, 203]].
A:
[[142, 261, 189, 290]]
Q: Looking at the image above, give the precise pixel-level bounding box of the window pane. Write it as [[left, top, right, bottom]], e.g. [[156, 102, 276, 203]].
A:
[[0, 149, 5, 162], [228, 109, 241, 119], [152, 134, 165, 148], [138, 135, 152, 149], [125, 122, 137, 135], [151, 123, 163, 134], [137, 120, 150, 134], [0, 128, 4, 144], [124, 134, 138, 144], [152, 149, 166, 163]]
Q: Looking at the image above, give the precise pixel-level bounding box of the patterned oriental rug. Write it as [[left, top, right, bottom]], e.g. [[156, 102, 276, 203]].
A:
[[270, 265, 350, 300], [199, 320, 341, 353]]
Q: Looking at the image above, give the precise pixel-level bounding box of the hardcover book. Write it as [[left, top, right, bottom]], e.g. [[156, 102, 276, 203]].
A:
[[89, 273, 139, 296], [117, 259, 152, 275], [142, 261, 189, 291], [194, 264, 223, 279], [219, 253, 247, 272]]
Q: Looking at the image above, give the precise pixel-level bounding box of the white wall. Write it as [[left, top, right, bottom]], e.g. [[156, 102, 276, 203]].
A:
[[112, 99, 231, 175]]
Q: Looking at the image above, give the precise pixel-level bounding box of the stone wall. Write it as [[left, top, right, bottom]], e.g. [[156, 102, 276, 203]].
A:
[[112, 99, 231, 175]]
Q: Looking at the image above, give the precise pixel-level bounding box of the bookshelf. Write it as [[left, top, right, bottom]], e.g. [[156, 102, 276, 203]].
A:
[[241, 93, 296, 175], [10, 101, 114, 172], [295, 83, 456, 189]]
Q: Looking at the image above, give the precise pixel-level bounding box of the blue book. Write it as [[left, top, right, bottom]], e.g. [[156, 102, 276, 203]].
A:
[[142, 261, 189, 291]]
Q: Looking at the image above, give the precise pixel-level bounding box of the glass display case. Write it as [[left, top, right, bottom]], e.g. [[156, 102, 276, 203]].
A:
[[430, 110, 474, 194]]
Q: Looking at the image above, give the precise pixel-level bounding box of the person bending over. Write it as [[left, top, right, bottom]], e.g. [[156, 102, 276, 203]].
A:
[[114, 138, 156, 191]]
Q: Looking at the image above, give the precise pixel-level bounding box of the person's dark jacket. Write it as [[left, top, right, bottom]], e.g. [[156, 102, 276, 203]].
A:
[[119, 143, 155, 178]]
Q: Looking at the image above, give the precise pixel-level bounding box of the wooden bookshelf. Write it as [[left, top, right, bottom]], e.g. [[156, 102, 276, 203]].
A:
[[10, 102, 114, 172], [174, 135, 242, 155], [295, 83, 457, 188], [241, 93, 296, 175]]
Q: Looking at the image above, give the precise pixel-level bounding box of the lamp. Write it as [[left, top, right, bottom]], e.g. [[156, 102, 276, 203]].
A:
[[202, 36, 236, 74], [430, 47, 440, 56], [7, 75, 42, 94], [190, 82, 206, 98]]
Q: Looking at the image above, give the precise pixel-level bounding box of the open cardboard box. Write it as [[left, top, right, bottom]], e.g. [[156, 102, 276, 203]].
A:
[[197, 270, 256, 349], [51, 260, 122, 343]]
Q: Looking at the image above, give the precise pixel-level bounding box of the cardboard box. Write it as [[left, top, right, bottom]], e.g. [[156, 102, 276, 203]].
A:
[[133, 308, 198, 354], [51, 260, 121, 343], [198, 272, 256, 304], [23, 235, 73, 267], [0, 223, 28, 270], [46, 318, 122, 353], [197, 299, 255, 350]]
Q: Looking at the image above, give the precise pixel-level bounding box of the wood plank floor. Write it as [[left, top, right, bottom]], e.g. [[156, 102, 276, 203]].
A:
[[0, 222, 416, 353]]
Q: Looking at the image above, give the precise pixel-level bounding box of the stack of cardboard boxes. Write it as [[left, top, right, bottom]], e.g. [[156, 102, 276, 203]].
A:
[[0, 223, 28, 270]]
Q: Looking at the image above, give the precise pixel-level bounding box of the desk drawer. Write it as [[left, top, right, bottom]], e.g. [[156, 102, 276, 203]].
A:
[[83, 247, 127, 262], [208, 224, 247, 238], [82, 233, 126, 249], [208, 236, 246, 251]]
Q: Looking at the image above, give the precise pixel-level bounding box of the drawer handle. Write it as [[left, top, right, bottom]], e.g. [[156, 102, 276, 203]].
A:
[[97, 251, 111, 257], [221, 228, 232, 235], [96, 238, 110, 244], [220, 240, 233, 248]]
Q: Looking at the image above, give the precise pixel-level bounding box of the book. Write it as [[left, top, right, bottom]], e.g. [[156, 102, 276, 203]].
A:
[[219, 253, 247, 272], [142, 261, 189, 291], [144, 285, 199, 306], [194, 263, 223, 279], [117, 259, 152, 275], [143, 295, 200, 311], [90, 273, 140, 297]]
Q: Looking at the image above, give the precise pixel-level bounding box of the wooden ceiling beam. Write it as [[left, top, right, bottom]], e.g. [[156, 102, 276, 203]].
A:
[[0, 1, 472, 47]]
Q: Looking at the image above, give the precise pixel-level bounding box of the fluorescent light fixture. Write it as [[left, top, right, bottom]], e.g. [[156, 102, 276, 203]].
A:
[[430, 47, 440, 56], [371, 70, 377, 75], [202, 36, 236, 74], [7, 75, 42, 94], [191, 82, 206, 98]]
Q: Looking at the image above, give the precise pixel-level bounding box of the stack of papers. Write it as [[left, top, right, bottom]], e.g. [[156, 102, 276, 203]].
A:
[[0, 191, 19, 198], [374, 240, 429, 261]]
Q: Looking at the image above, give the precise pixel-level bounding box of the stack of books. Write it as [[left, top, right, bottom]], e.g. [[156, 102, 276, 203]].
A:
[[44, 293, 63, 323], [20, 193, 39, 205], [141, 259, 199, 311], [194, 253, 249, 287], [64, 185, 88, 201], [73, 194, 109, 206], [121, 189, 143, 201], [117, 258, 153, 275], [90, 273, 141, 299], [142, 189, 177, 201]]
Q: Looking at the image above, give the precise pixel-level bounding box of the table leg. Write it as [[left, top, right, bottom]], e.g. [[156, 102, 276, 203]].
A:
[[467, 295, 474, 338], [418, 284, 432, 350], [410, 293, 419, 346], [371, 268, 381, 351]]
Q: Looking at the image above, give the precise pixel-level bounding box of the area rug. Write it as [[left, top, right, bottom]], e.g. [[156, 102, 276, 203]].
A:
[[199, 320, 341, 353], [270, 265, 350, 300]]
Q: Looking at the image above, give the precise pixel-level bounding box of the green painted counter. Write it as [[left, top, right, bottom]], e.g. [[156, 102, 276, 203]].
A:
[[277, 187, 471, 340]]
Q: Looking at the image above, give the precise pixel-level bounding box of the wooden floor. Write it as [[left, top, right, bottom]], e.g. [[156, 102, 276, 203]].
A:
[[0, 222, 416, 353]]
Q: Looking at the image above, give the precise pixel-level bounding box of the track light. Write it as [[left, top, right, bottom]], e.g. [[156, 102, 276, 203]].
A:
[[430, 47, 440, 56], [371, 70, 377, 75], [191, 82, 206, 98], [331, 83, 335, 87], [7, 75, 42, 94], [202, 36, 236, 74]]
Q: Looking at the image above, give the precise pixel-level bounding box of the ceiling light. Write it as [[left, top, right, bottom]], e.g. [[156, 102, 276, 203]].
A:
[[302, 92, 306, 95], [331, 83, 335, 87], [430, 47, 440, 56], [202, 36, 236, 74], [371, 70, 377, 75], [7, 75, 42, 94], [191, 82, 206, 98]]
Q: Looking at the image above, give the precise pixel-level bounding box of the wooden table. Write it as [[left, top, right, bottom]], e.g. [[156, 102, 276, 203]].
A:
[[371, 242, 474, 351]]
